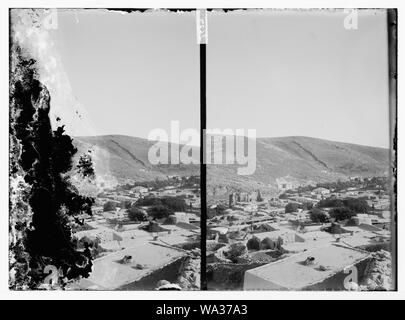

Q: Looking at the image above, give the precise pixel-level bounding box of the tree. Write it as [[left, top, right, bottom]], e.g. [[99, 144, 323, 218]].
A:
[[136, 196, 162, 207], [343, 198, 369, 213], [329, 207, 356, 221], [318, 198, 344, 208], [285, 202, 299, 213], [246, 236, 261, 250], [136, 196, 187, 212], [162, 196, 187, 212], [261, 237, 276, 250], [309, 208, 329, 223], [127, 206, 147, 222], [147, 205, 173, 220], [103, 201, 117, 212], [318, 197, 370, 214], [77, 152, 95, 178]]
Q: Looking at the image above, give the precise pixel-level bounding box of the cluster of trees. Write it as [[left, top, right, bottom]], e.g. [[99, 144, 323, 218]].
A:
[[178, 175, 200, 188], [128, 196, 188, 221], [103, 199, 133, 212], [246, 236, 280, 251], [307, 207, 354, 223], [136, 196, 187, 212], [318, 197, 369, 213], [329, 207, 356, 221], [113, 175, 200, 192], [127, 205, 147, 222], [285, 196, 370, 223], [316, 177, 388, 192], [103, 195, 188, 221], [363, 177, 389, 191], [280, 176, 388, 197], [285, 203, 299, 213], [309, 208, 329, 223], [284, 201, 313, 213], [147, 205, 173, 219], [315, 180, 360, 192], [314, 196, 370, 222], [246, 236, 261, 250]]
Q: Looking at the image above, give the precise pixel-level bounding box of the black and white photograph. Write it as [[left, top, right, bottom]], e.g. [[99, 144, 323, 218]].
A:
[[205, 9, 396, 291], [9, 8, 201, 291], [3, 1, 401, 302]]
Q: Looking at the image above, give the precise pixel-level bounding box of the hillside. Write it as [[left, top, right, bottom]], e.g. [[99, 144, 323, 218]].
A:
[[72, 135, 389, 193], [207, 136, 390, 198], [73, 135, 200, 186]]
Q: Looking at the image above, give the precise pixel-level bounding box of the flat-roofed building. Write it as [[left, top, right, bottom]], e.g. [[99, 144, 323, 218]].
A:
[[73, 242, 186, 290], [243, 244, 370, 290]]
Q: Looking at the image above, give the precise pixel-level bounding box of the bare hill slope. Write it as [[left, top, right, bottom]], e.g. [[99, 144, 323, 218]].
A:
[[73, 135, 389, 194]]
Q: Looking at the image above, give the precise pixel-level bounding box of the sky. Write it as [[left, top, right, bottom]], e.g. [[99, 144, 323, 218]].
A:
[[207, 9, 390, 148], [48, 9, 390, 148], [51, 9, 199, 141]]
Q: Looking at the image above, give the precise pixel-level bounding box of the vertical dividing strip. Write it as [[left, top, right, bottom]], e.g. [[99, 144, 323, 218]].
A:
[[200, 44, 207, 290], [197, 9, 208, 290]]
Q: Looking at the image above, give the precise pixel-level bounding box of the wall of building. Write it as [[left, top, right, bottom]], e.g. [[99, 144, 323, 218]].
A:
[[208, 262, 266, 290], [118, 256, 186, 290], [243, 272, 288, 290]]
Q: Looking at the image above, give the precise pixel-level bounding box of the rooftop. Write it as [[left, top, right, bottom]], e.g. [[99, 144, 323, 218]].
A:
[[244, 244, 370, 290], [75, 242, 185, 290]]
